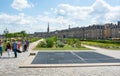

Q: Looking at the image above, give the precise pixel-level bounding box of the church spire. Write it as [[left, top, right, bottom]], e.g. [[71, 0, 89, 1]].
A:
[[69, 24, 70, 30], [47, 22, 50, 33], [4, 28, 9, 35]]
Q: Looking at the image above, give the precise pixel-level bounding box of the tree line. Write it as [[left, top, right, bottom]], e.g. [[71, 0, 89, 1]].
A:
[[5, 31, 28, 38]]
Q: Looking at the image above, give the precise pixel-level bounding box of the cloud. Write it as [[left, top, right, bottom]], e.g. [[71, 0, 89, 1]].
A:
[[11, 0, 33, 11], [0, 13, 30, 25], [0, 0, 120, 34], [90, 0, 120, 24], [0, 13, 36, 33], [0, 13, 72, 34], [105, 6, 120, 22], [54, 4, 92, 20], [54, 0, 120, 24]]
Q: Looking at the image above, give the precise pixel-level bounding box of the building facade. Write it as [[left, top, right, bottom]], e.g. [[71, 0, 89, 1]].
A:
[[33, 21, 120, 40]]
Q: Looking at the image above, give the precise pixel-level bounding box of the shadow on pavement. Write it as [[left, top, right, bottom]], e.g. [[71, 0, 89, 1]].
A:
[[0, 57, 15, 59]]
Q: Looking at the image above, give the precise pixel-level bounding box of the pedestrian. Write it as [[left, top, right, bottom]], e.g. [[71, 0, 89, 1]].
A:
[[23, 42, 27, 52], [6, 42, 12, 57], [21, 40, 24, 52], [12, 40, 18, 58], [17, 40, 21, 51], [0, 40, 3, 58], [17, 40, 22, 53], [26, 39, 30, 51]]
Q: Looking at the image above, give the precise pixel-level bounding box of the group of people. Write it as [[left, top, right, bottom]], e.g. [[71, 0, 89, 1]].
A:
[[0, 39, 30, 58]]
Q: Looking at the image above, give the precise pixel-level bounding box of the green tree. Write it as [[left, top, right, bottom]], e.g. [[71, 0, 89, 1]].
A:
[[20, 31, 27, 37], [46, 38, 54, 48], [5, 33, 15, 38]]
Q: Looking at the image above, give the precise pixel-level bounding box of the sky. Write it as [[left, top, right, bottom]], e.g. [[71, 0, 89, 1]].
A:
[[0, 0, 120, 34]]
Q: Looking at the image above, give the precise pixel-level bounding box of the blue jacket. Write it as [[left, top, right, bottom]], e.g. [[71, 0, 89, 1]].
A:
[[12, 42, 17, 49], [0, 47, 2, 52]]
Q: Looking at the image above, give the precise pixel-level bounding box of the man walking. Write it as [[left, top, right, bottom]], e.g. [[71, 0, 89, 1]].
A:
[[12, 40, 18, 58], [26, 39, 30, 51]]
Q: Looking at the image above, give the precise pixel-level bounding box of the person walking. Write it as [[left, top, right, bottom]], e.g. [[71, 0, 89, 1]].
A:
[[23, 42, 27, 52], [6, 42, 12, 57], [21, 40, 25, 52], [0, 40, 3, 58], [26, 39, 30, 51], [17, 40, 21, 51], [12, 40, 18, 58]]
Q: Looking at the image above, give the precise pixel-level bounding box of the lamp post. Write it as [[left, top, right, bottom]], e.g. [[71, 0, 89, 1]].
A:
[[118, 31, 120, 39], [3, 28, 9, 40], [55, 31, 58, 38]]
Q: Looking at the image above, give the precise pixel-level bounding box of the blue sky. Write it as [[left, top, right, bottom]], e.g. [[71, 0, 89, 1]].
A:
[[0, 0, 120, 34]]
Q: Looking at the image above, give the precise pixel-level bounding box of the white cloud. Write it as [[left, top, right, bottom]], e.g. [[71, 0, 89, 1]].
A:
[[0, 13, 30, 25], [0, 0, 120, 34], [0, 13, 35, 34], [54, 0, 120, 24], [55, 4, 92, 20], [11, 0, 33, 11], [105, 6, 120, 22], [0, 13, 72, 34]]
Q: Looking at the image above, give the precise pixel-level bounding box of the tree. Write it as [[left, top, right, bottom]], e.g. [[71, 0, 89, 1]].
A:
[[21, 31, 28, 37], [4, 31, 28, 38], [6, 33, 14, 38], [46, 38, 54, 48]]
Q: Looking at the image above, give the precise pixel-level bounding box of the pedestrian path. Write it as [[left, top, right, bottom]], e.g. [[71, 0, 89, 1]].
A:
[[0, 39, 41, 76], [82, 44, 110, 50], [28, 39, 44, 51]]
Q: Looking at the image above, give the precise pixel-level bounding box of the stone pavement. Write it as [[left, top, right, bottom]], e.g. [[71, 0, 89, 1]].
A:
[[0, 40, 120, 76]]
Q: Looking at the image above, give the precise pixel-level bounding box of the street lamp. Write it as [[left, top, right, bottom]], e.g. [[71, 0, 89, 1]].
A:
[[55, 31, 58, 37], [118, 31, 120, 39], [3, 28, 9, 40]]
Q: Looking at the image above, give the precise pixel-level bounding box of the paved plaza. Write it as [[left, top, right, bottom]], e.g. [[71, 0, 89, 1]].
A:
[[0, 40, 120, 76], [32, 52, 120, 64]]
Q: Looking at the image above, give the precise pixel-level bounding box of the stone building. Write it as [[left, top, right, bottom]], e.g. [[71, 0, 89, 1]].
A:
[[33, 21, 120, 40]]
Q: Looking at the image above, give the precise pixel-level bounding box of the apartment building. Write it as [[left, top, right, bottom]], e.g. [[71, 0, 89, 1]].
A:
[[33, 21, 120, 40]]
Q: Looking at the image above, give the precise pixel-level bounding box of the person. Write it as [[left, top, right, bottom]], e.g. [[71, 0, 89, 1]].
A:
[[6, 42, 12, 57], [17, 40, 21, 51], [21, 40, 24, 52], [25, 39, 30, 51], [0, 40, 3, 58], [23, 42, 27, 52], [16, 40, 22, 53], [12, 40, 18, 58]]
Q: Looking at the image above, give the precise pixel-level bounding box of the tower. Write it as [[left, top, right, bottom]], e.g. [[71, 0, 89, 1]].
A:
[[69, 25, 70, 30], [3, 28, 9, 35], [47, 22, 50, 33]]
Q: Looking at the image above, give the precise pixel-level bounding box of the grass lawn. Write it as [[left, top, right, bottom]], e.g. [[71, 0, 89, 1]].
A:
[[82, 41, 120, 50], [34, 44, 91, 51]]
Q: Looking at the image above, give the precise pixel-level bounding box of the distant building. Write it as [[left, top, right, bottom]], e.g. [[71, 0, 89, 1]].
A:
[[0, 35, 4, 39], [33, 21, 120, 40]]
